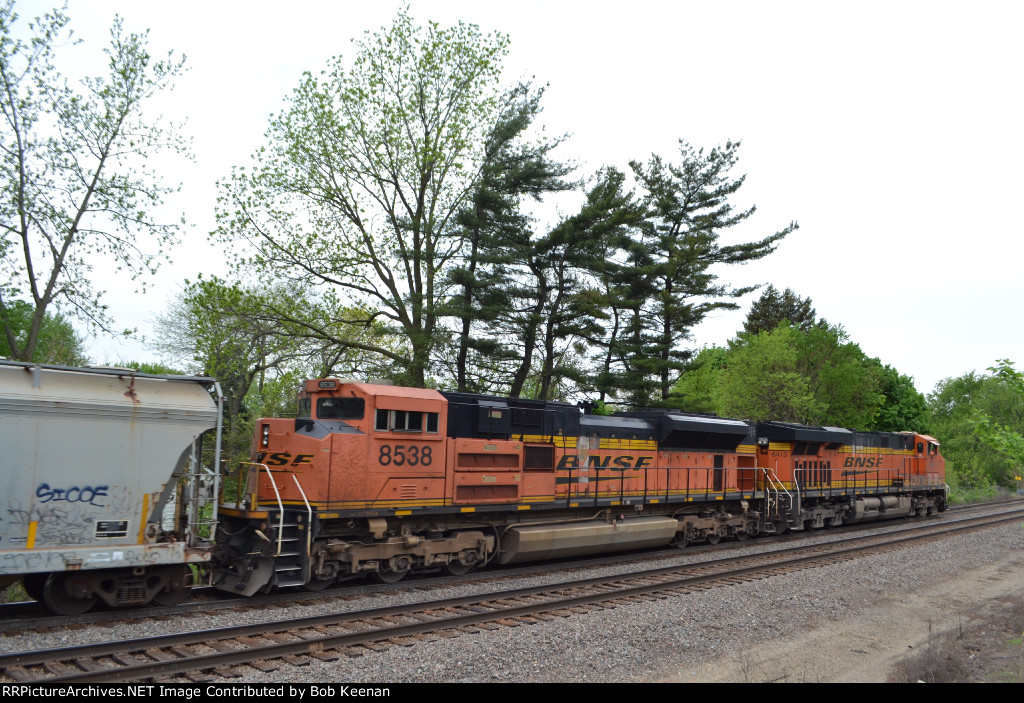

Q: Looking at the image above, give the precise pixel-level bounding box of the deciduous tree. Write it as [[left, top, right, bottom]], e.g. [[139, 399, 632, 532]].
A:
[[930, 361, 1024, 487], [0, 298, 87, 364], [0, 1, 188, 361], [715, 324, 816, 422], [215, 8, 508, 387]]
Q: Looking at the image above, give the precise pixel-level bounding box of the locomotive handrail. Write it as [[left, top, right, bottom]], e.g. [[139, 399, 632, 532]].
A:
[[291, 474, 314, 562], [263, 466, 286, 557], [762, 464, 792, 523], [236, 462, 285, 557]]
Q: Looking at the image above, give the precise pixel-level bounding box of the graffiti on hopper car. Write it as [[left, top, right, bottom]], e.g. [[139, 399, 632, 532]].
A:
[[35, 483, 109, 506]]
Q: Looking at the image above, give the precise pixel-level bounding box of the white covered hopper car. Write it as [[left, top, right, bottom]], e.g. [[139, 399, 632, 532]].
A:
[[0, 361, 222, 614]]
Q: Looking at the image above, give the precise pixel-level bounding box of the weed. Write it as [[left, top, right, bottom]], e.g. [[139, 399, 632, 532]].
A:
[[892, 618, 973, 683], [0, 579, 28, 604]]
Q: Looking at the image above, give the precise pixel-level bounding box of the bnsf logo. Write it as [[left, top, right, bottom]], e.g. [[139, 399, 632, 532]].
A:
[[256, 452, 314, 467], [556, 455, 653, 470], [843, 457, 883, 468]]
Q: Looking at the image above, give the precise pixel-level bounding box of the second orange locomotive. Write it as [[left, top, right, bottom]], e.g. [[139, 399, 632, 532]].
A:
[[213, 379, 947, 593]]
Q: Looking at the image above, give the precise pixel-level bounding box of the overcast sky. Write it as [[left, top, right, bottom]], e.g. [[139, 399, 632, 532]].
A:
[[13, 0, 1023, 395]]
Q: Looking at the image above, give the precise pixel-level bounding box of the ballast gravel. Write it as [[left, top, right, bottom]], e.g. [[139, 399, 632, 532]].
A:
[[3, 508, 1023, 683]]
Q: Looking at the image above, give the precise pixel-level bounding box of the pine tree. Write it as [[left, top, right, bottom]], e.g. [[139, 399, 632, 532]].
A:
[[626, 140, 798, 404], [443, 82, 573, 392], [742, 285, 818, 336]]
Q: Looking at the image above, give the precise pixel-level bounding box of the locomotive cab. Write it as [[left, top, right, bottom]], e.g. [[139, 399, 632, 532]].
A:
[[215, 380, 495, 592]]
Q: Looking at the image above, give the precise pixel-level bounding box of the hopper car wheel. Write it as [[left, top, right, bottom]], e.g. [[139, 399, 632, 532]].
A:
[[706, 534, 721, 545], [153, 586, 190, 606], [43, 573, 97, 616], [735, 531, 749, 541], [22, 573, 47, 602], [152, 567, 190, 606], [373, 568, 409, 584]]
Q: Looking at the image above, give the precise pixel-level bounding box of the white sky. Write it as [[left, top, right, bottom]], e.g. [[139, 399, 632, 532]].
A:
[[13, 0, 1024, 395]]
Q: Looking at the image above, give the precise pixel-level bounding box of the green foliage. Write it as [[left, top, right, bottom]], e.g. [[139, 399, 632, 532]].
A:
[[153, 275, 400, 464], [0, 1, 188, 361], [671, 346, 728, 413], [871, 362, 930, 433], [946, 481, 999, 505], [512, 166, 641, 400], [928, 362, 1024, 488], [0, 298, 88, 364], [117, 360, 186, 375], [794, 323, 884, 429], [675, 321, 906, 430], [0, 579, 26, 604], [214, 8, 509, 388], [714, 324, 816, 422], [209, 10, 805, 404]]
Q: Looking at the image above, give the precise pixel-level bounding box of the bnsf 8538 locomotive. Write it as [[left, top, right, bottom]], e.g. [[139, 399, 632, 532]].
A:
[[212, 379, 947, 593]]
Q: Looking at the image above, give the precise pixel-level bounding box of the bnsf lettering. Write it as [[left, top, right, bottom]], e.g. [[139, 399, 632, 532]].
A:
[[843, 457, 884, 468], [256, 452, 314, 467], [556, 455, 653, 470]]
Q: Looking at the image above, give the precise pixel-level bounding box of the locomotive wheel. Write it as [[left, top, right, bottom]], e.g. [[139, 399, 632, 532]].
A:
[[373, 568, 409, 584], [22, 573, 47, 602], [669, 532, 690, 549], [42, 573, 97, 616], [304, 577, 334, 591], [442, 562, 475, 576]]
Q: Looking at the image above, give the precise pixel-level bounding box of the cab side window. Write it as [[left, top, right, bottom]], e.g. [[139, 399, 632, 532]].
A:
[[317, 397, 364, 420], [375, 409, 440, 433]]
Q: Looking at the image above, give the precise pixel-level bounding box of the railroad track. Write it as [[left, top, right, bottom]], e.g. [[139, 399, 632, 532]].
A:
[[3, 508, 1021, 683], [0, 498, 1019, 634]]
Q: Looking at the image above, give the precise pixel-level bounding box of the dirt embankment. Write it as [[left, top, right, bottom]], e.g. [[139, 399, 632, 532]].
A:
[[677, 544, 1024, 683]]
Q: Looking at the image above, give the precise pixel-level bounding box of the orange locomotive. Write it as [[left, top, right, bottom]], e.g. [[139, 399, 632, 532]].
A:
[[212, 379, 947, 594]]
